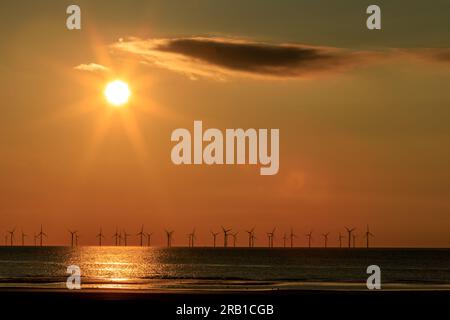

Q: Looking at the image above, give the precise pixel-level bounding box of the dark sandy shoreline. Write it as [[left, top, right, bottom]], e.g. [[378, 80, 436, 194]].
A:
[[1, 287, 449, 318]]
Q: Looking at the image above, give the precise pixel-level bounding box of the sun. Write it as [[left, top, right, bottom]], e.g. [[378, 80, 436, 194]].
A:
[[104, 80, 131, 106]]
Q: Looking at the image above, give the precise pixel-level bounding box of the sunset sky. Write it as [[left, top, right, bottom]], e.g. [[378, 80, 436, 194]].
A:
[[1, 0, 449, 247]]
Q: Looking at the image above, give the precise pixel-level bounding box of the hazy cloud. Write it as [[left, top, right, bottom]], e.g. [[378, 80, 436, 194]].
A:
[[402, 48, 450, 63], [74, 63, 110, 73]]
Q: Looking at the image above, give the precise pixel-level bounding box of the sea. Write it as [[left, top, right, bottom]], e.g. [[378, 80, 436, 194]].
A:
[[0, 247, 449, 291]]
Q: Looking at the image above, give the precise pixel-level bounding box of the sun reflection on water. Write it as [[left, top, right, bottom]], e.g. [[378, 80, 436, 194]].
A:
[[64, 246, 164, 288]]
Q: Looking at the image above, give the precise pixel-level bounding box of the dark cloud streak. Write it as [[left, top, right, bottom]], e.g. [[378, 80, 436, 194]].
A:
[[156, 39, 342, 76], [109, 37, 450, 80]]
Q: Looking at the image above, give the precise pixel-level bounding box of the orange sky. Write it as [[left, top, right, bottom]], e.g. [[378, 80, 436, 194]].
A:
[[0, 1, 449, 247]]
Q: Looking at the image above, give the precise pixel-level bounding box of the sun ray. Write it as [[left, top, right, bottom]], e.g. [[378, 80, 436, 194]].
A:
[[118, 108, 150, 168], [78, 108, 115, 176]]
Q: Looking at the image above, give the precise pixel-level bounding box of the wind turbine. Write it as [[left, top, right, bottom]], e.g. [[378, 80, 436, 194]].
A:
[[123, 230, 130, 246], [33, 233, 37, 246], [137, 225, 145, 246], [266, 231, 271, 248], [283, 233, 287, 248], [231, 231, 238, 247], [188, 228, 196, 248], [338, 232, 344, 248], [68, 230, 77, 247], [251, 233, 257, 247], [289, 228, 297, 248], [145, 232, 153, 246], [245, 227, 255, 248], [187, 233, 191, 247], [37, 225, 46, 246], [221, 226, 232, 248], [251, 232, 257, 247], [112, 227, 120, 246], [345, 227, 356, 248], [96, 228, 105, 246], [266, 228, 276, 248], [75, 233, 80, 246], [165, 230, 174, 247], [306, 231, 313, 248], [21, 230, 27, 246], [7, 228, 15, 246], [211, 231, 219, 248], [322, 232, 330, 248], [364, 225, 375, 248]]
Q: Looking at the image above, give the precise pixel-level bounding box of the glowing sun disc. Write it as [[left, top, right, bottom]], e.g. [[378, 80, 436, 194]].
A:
[[104, 80, 131, 106]]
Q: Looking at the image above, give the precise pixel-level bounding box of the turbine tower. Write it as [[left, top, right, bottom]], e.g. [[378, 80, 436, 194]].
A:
[[68, 230, 77, 247], [145, 232, 153, 246], [123, 230, 130, 246], [112, 227, 120, 246], [289, 228, 297, 248], [338, 232, 344, 248], [75, 233, 80, 246], [187, 233, 191, 247], [21, 230, 27, 246], [251, 233, 256, 247], [137, 225, 145, 246], [245, 227, 255, 248], [266, 228, 276, 248], [306, 231, 313, 248], [165, 230, 174, 247], [221, 226, 232, 248], [266, 231, 271, 248], [188, 228, 196, 248], [96, 228, 105, 246], [322, 232, 330, 248], [364, 225, 375, 248], [7, 228, 15, 246], [345, 227, 356, 248], [211, 231, 219, 248], [37, 225, 46, 246], [231, 231, 238, 247], [251, 234, 257, 247], [283, 233, 287, 248]]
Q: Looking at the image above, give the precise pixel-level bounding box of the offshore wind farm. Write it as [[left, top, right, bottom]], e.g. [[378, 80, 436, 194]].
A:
[[2, 225, 377, 248]]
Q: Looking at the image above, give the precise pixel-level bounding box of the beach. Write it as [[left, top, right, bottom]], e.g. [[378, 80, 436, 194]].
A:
[[1, 287, 449, 318]]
